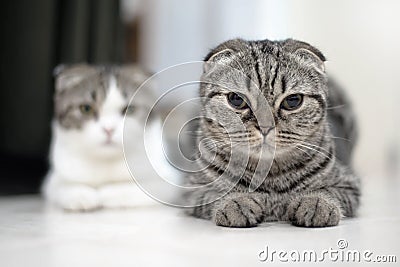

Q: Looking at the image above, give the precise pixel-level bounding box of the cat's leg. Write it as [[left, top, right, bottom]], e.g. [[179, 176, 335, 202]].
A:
[[213, 192, 267, 227], [286, 178, 360, 227], [286, 191, 341, 227], [214, 192, 292, 227], [187, 188, 285, 227], [42, 172, 100, 211], [98, 182, 156, 208]]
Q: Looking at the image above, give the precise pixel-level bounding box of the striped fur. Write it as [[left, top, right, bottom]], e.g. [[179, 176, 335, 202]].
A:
[[185, 38, 360, 227]]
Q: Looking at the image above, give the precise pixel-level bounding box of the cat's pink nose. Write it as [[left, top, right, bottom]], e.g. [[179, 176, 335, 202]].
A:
[[102, 127, 115, 136]]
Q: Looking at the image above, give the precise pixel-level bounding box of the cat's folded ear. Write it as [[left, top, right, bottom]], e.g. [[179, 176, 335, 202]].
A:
[[118, 65, 153, 85], [118, 64, 157, 110], [53, 63, 96, 92], [203, 39, 245, 73], [283, 39, 326, 74], [117, 65, 156, 100], [203, 49, 234, 73]]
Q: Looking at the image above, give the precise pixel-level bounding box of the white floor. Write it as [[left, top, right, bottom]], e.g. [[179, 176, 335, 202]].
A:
[[0, 177, 399, 267]]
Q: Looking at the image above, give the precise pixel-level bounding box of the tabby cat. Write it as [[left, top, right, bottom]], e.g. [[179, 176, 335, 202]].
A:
[[185, 38, 360, 227]]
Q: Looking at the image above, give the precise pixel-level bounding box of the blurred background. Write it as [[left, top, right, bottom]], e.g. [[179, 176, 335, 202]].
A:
[[0, 0, 399, 195]]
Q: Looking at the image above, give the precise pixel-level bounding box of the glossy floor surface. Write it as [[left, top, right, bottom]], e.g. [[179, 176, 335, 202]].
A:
[[0, 176, 399, 267]]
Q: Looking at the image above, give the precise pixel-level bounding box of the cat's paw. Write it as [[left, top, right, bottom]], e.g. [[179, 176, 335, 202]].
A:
[[287, 194, 341, 227], [58, 186, 100, 212], [98, 183, 155, 209], [214, 196, 265, 228]]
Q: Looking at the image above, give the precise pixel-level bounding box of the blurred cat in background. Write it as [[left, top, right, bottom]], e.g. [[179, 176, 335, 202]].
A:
[[42, 64, 164, 211]]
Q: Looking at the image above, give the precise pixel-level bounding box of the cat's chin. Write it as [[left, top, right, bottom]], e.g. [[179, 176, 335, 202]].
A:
[[232, 143, 275, 160], [248, 143, 275, 155], [101, 140, 120, 147], [90, 143, 124, 158]]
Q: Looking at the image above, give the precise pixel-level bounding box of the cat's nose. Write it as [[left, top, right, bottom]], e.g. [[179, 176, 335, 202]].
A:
[[255, 125, 275, 136], [102, 127, 115, 136], [257, 126, 275, 145]]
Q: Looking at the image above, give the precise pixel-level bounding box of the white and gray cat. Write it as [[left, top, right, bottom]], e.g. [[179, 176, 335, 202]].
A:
[[42, 64, 165, 211], [185, 38, 360, 227]]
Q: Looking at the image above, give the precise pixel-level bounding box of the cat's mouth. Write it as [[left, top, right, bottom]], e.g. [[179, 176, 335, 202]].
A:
[[229, 139, 275, 154], [252, 135, 276, 151], [102, 139, 118, 146], [253, 142, 275, 154]]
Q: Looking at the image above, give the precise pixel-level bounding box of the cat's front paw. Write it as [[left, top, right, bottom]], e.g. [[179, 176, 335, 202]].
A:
[[58, 186, 100, 212], [214, 196, 265, 228], [287, 194, 341, 227]]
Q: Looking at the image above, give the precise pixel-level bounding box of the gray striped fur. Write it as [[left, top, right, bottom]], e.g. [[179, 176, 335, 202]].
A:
[[185, 38, 360, 228]]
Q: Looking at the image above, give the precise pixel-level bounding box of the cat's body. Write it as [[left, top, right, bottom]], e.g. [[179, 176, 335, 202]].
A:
[[185, 38, 360, 227], [43, 64, 162, 211]]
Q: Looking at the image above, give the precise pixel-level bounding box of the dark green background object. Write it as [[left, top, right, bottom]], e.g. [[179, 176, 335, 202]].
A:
[[0, 0, 124, 194]]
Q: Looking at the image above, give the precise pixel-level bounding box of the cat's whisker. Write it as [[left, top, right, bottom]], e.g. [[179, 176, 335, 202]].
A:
[[328, 135, 352, 142], [297, 140, 334, 156], [200, 138, 238, 151], [183, 130, 202, 133], [184, 132, 203, 137], [295, 146, 313, 158], [276, 136, 302, 143], [326, 104, 346, 110], [296, 143, 333, 160], [210, 139, 250, 151]]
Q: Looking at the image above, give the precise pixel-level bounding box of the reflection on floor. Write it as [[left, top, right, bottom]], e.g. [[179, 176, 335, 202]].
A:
[[0, 176, 399, 267]]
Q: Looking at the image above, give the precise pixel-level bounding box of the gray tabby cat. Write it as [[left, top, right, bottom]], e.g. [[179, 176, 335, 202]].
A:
[[185, 38, 360, 227]]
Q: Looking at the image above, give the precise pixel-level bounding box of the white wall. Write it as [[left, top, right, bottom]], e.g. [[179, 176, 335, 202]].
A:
[[283, 0, 400, 178], [125, 0, 400, 177]]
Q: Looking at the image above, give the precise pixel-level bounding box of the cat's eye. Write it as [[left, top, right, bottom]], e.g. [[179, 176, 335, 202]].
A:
[[122, 105, 135, 115], [79, 104, 95, 115], [280, 94, 303, 111], [227, 92, 248, 109]]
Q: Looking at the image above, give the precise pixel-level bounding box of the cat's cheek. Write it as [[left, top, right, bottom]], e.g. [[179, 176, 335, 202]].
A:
[[78, 121, 111, 150], [112, 125, 123, 144]]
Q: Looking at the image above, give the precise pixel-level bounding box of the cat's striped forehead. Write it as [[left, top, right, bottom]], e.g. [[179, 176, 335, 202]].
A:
[[201, 38, 328, 103]]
